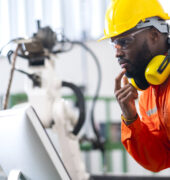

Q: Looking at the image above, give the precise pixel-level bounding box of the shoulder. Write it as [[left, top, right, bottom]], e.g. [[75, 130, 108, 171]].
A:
[[139, 76, 170, 108], [140, 76, 170, 100]]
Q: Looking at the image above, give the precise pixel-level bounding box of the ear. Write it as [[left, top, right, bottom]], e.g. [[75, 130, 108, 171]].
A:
[[148, 28, 160, 43]]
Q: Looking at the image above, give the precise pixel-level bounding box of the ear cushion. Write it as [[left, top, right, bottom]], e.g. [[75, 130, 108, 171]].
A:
[[130, 78, 143, 91], [145, 55, 170, 85], [130, 76, 150, 91]]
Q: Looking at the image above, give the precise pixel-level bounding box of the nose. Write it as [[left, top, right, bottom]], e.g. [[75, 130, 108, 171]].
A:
[[115, 44, 125, 58]]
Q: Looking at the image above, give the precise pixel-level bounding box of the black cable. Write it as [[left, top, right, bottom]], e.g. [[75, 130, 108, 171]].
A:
[[7, 50, 41, 86], [71, 41, 103, 150], [52, 39, 73, 54], [0, 37, 25, 55], [62, 81, 86, 135], [7, 50, 14, 64], [7, 50, 39, 64]]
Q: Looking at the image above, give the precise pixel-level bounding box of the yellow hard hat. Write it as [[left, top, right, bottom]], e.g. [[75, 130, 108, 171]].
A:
[[99, 0, 170, 41]]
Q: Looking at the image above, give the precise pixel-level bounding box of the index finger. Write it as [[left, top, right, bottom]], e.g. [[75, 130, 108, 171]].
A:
[[123, 76, 129, 86], [114, 68, 126, 91]]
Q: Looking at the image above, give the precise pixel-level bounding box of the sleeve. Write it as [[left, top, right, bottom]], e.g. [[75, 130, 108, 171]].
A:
[[121, 91, 170, 172]]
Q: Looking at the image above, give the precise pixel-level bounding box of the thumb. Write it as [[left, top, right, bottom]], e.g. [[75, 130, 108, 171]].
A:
[[123, 76, 129, 86]]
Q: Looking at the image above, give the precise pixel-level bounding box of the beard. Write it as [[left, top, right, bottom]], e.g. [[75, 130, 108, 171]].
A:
[[125, 40, 153, 78], [118, 40, 154, 90]]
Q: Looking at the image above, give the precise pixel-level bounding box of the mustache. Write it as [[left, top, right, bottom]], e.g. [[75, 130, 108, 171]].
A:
[[118, 58, 131, 65]]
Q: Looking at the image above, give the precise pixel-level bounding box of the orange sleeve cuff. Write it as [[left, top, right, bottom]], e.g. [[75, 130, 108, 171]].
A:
[[121, 115, 141, 142]]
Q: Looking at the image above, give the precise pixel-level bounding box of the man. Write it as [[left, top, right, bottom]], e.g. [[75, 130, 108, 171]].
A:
[[100, 0, 170, 172]]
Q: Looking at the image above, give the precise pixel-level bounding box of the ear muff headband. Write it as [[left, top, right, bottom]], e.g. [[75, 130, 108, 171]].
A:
[[157, 55, 169, 73]]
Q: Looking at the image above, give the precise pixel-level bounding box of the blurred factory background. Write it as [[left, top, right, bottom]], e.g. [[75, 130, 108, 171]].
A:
[[0, 0, 170, 178]]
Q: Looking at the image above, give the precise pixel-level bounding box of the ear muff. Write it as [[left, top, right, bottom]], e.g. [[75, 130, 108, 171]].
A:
[[130, 75, 150, 91], [130, 50, 170, 90], [145, 54, 170, 85], [130, 78, 143, 91]]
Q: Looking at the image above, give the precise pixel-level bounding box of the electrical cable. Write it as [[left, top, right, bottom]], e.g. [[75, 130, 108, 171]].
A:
[[53, 35, 103, 141], [7, 50, 41, 86], [53, 37, 102, 140], [0, 37, 25, 55], [52, 39, 73, 54], [71, 41, 103, 150], [62, 81, 86, 135]]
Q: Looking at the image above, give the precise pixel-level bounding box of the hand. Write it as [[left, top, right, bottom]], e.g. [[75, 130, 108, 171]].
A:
[[114, 69, 138, 124]]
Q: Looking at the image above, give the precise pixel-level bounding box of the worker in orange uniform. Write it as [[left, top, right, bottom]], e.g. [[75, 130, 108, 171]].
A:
[[99, 0, 170, 172]]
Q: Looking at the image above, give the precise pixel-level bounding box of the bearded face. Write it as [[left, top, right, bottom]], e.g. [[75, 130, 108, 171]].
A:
[[123, 40, 153, 78]]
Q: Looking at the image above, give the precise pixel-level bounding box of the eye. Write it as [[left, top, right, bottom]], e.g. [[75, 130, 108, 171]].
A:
[[114, 37, 134, 49], [121, 38, 133, 45]]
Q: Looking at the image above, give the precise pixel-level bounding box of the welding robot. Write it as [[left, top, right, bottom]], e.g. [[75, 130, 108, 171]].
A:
[[6, 24, 90, 180]]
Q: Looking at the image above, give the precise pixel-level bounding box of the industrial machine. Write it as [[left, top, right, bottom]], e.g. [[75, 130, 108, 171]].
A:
[[2, 23, 93, 180], [0, 18, 106, 179]]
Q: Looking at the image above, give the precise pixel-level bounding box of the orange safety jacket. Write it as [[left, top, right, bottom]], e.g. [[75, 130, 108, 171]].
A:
[[121, 76, 170, 172]]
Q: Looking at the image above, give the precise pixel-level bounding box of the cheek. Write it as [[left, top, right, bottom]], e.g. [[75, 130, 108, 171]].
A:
[[128, 40, 151, 66], [125, 41, 142, 62], [125, 49, 138, 64]]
